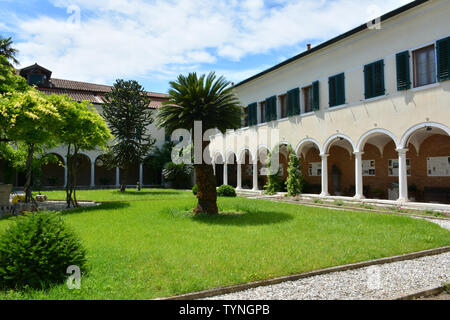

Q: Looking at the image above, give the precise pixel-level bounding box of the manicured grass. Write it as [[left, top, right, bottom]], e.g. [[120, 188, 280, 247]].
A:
[[32, 188, 192, 202], [1, 189, 449, 300]]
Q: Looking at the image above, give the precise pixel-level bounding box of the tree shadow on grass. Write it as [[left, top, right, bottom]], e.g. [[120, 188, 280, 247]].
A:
[[61, 201, 131, 216], [110, 190, 186, 196], [190, 210, 293, 227]]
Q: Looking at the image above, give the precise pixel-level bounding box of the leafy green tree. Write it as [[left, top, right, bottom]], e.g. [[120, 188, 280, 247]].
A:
[[285, 146, 304, 196], [0, 36, 19, 66], [48, 94, 112, 207], [157, 72, 241, 214], [1, 90, 60, 202], [102, 80, 155, 192], [263, 148, 285, 195]]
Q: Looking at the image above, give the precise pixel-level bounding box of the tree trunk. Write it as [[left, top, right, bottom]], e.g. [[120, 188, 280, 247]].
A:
[[193, 138, 218, 215], [65, 144, 75, 208], [24, 143, 35, 204], [72, 146, 79, 207]]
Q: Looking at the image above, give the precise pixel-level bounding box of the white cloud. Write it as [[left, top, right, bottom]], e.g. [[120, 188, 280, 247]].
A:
[[9, 0, 413, 85]]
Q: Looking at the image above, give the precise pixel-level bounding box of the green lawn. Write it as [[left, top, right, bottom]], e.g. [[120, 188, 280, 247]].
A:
[[1, 188, 449, 300]]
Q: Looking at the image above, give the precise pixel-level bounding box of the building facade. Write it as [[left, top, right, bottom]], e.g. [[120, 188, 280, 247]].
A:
[[2, 64, 170, 188], [209, 0, 450, 204]]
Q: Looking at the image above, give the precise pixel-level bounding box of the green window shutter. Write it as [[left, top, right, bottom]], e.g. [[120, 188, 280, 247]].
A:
[[265, 96, 277, 121], [312, 81, 320, 110], [364, 64, 372, 99], [287, 89, 300, 116], [364, 60, 384, 99], [328, 76, 336, 107], [292, 88, 300, 115], [374, 60, 385, 97], [248, 103, 257, 126], [271, 96, 277, 120], [336, 73, 345, 105], [437, 36, 450, 82], [396, 51, 410, 90], [265, 98, 271, 122], [329, 73, 345, 107]]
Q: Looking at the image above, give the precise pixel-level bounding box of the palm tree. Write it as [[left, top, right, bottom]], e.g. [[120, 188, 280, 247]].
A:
[[157, 72, 242, 214], [0, 36, 19, 66]]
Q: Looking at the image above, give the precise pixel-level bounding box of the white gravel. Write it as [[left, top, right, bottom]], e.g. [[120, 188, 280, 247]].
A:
[[205, 252, 450, 300]]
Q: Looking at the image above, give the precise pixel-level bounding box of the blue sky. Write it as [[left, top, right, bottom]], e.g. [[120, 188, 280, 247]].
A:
[[0, 0, 412, 93]]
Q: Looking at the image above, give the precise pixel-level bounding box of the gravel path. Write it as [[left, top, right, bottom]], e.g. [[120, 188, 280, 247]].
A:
[[205, 252, 450, 300]]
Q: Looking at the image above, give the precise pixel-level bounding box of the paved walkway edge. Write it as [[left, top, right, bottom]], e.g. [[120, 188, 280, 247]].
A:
[[157, 246, 450, 300], [391, 286, 445, 300]]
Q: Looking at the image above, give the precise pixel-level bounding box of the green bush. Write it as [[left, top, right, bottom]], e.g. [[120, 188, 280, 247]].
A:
[[192, 184, 198, 195], [217, 185, 236, 197], [0, 212, 87, 290], [162, 162, 193, 189]]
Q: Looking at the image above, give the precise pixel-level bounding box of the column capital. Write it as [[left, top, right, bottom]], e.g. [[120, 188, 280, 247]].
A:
[[320, 153, 329, 158], [353, 151, 364, 156], [396, 148, 409, 154]]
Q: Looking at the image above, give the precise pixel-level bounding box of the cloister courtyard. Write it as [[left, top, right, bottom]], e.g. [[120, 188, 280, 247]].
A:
[[0, 188, 448, 300]]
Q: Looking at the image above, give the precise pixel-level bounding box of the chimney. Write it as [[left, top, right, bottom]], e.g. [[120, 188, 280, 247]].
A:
[[307, 44, 311, 50]]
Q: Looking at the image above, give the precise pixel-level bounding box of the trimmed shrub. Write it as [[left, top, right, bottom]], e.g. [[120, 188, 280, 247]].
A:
[[0, 211, 87, 290], [217, 185, 236, 197], [192, 184, 198, 195]]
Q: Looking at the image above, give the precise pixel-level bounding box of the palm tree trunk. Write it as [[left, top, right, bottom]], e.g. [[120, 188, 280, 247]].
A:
[[193, 139, 218, 214]]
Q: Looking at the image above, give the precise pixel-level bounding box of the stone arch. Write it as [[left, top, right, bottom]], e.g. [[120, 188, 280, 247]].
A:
[[295, 138, 322, 158], [238, 147, 255, 164], [356, 128, 399, 154], [323, 133, 356, 157], [400, 122, 450, 150]]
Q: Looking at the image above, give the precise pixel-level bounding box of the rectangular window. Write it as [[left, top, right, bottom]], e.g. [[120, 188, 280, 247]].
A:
[[362, 160, 376, 176], [364, 60, 385, 99], [303, 86, 313, 113], [396, 51, 411, 90], [328, 73, 345, 107], [388, 159, 411, 176], [308, 162, 321, 176], [279, 94, 287, 118], [260, 101, 266, 123], [427, 156, 450, 176], [413, 45, 436, 88]]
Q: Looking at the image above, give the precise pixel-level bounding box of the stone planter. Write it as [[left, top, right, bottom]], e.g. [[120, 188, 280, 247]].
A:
[[0, 184, 12, 206]]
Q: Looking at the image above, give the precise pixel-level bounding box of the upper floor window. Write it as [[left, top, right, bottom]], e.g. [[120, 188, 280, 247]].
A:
[[279, 94, 287, 118], [364, 60, 385, 99], [260, 101, 267, 123], [303, 86, 313, 113], [413, 45, 436, 88], [28, 74, 46, 86], [328, 73, 345, 107]]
